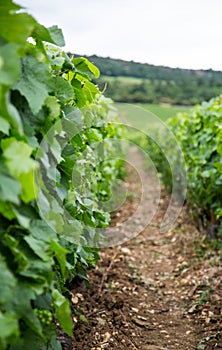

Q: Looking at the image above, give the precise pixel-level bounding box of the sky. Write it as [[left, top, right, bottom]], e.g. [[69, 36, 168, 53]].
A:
[[18, 0, 222, 71]]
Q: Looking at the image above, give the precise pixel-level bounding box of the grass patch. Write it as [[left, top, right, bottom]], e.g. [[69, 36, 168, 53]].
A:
[[139, 103, 190, 121], [101, 75, 144, 85], [115, 102, 191, 132]]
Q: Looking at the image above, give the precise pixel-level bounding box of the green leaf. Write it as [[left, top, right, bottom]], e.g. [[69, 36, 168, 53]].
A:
[[46, 45, 66, 69], [13, 56, 53, 114], [0, 200, 15, 220], [0, 0, 21, 13], [0, 312, 19, 339], [29, 220, 57, 243], [48, 26, 65, 47], [50, 239, 68, 277], [52, 290, 73, 336], [0, 10, 36, 45], [47, 135, 63, 163], [5, 94, 24, 135], [61, 221, 83, 244], [62, 52, 74, 70], [4, 234, 29, 271], [0, 43, 21, 86], [0, 255, 17, 305], [10, 91, 46, 137], [79, 314, 88, 323], [13, 207, 30, 229], [24, 236, 52, 262], [12, 282, 43, 336], [33, 24, 65, 47], [73, 57, 100, 79], [86, 128, 103, 143], [45, 96, 61, 119], [19, 170, 37, 203], [0, 162, 21, 204], [54, 76, 74, 104], [72, 78, 99, 107], [0, 116, 10, 135], [2, 138, 36, 177], [0, 87, 24, 135], [1, 138, 38, 203]]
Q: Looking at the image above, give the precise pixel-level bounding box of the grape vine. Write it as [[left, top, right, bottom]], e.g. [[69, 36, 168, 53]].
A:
[[0, 1, 125, 348]]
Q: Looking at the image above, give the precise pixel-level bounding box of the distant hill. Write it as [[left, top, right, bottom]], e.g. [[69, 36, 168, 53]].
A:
[[80, 54, 222, 81], [71, 54, 222, 105]]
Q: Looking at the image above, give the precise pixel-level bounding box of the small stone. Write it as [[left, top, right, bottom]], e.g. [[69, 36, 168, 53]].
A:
[[96, 317, 106, 326], [71, 295, 78, 304], [138, 315, 148, 321], [131, 317, 153, 329], [76, 293, 84, 300], [103, 332, 111, 343], [131, 307, 139, 313], [208, 311, 214, 317], [72, 316, 78, 323], [180, 278, 189, 286], [157, 281, 165, 288], [121, 247, 131, 254], [147, 309, 155, 314], [188, 304, 198, 314]]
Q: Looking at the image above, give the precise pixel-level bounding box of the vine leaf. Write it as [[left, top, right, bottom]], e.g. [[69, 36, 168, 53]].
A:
[[33, 24, 65, 47], [0, 255, 17, 305], [0, 43, 20, 86], [0, 0, 36, 44], [54, 76, 74, 104], [0, 162, 21, 204], [52, 289, 73, 336], [0, 312, 19, 339], [2, 138, 35, 176], [13, 56, 53, 114], [0, 117, 10, 135], [73, 57, 100, 79]]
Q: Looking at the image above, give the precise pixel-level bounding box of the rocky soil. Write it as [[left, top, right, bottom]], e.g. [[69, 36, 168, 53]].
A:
[[60, 147, 222, 350]]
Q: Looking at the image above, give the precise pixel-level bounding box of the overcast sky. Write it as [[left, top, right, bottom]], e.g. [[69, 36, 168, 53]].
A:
[[18, 0, 222, 70]]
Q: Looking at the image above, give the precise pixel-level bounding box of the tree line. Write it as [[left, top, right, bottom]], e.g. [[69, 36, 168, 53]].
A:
[[71, 54, 222, 105]]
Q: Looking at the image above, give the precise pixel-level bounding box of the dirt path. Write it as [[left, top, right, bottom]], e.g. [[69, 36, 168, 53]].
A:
[[62, 147, 222, 350]]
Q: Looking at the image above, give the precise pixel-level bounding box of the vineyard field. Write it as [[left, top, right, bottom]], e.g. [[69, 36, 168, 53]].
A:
[[1, 1, 222, 349]]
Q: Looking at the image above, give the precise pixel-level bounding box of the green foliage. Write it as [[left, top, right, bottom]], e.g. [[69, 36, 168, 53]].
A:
[[168, 97, 222, 222], [197, 287, 211, 305], [73, 54, 222, 105], [0, 1, 125, 348], [145, 96, 222, 244]]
